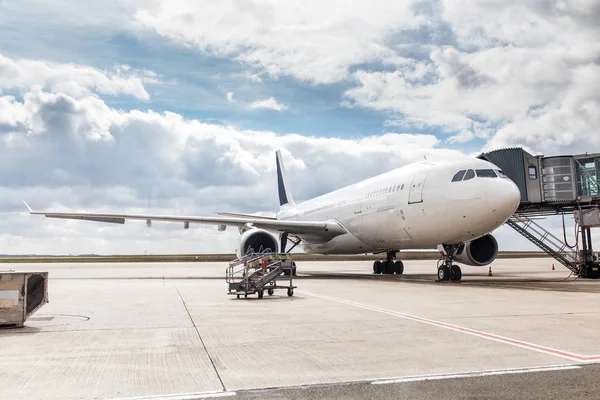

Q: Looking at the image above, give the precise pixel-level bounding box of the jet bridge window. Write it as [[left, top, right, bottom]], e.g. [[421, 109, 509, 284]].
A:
[[463, 169, 475, 180], [528, 166, 537, 180], [476, 169, 497, 178], [452, 170, 466, 182]]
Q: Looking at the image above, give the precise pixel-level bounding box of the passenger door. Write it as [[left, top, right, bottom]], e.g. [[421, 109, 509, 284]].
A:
[[408, 171, 429, 204]]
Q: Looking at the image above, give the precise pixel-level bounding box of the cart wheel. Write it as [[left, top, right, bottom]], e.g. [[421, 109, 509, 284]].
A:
[[244, 293, 248, 298], [268, 288, 274, 296], [258, 290, 264, 299], [236, 294, 240, 299], [287, 288, 294, 297]]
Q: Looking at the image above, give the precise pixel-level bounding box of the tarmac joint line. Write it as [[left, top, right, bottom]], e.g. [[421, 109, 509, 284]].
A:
[[176, 287, 227, 392], [301, 291, 600, 363]]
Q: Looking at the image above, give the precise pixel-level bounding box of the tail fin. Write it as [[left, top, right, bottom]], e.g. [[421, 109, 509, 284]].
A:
[[275, 150, 296, 208]]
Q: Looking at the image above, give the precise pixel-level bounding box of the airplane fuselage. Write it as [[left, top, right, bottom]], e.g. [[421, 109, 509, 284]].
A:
[[277, 158, 521, 254]]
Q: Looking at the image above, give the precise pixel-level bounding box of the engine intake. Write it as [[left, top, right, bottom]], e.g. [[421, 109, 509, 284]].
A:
[[237, 228, 279, 257], [449, 234, 498, 266]]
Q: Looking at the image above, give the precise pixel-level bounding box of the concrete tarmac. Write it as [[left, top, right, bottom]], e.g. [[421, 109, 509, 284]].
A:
[[2, 258, 600, 399]]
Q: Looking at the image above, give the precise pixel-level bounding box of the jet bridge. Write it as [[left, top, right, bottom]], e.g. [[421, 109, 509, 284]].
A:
[[479, 148, 600, 278]]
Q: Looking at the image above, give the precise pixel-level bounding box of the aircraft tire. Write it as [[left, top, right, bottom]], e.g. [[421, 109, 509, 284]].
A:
[[451, 265, 462, 281], [382, 261, 393, 274], [394, 260, 404, 275], [268, 288, 274, 296], [437, 266, 450, 281], [373, 261, 382, 274]]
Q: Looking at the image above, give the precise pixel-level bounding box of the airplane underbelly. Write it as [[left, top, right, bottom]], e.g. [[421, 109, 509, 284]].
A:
[[349, 207, 415, 249], [301, 231, 376, 254]]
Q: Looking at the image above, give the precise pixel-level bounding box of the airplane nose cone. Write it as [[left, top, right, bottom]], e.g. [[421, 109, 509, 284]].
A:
[[486, 178, 521, 220]]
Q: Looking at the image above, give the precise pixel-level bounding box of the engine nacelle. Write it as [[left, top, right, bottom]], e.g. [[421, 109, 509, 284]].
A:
[[440, 234, 498, 267], [236, 228, 279, 258]]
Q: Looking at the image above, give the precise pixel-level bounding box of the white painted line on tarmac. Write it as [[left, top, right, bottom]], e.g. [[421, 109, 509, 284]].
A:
[[108, 390, 236, 400], [302, 291, 600, 363], [371, 364, 582, 385]]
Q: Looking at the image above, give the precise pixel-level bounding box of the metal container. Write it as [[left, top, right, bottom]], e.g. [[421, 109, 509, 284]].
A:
[[0, 271, 49, 328]]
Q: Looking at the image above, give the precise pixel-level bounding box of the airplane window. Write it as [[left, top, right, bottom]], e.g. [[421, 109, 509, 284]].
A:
[[476, 169, 497, 178], [401, 184, 404, 190], [495, 170, 508, 178], [452, 170, 466, 182], [397, 185, 401, 191], [463, 169, 475, 180]]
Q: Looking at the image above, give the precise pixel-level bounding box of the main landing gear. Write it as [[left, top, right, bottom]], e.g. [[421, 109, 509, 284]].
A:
[[373, 250, 404, 275], [437, 244, 462, 282]]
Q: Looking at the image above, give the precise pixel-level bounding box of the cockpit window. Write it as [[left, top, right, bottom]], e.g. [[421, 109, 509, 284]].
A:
[[476, 169, 497, 178], [495, 169, 508, 178], [463, 169, 475, 180], [451, 170, 466, 182]]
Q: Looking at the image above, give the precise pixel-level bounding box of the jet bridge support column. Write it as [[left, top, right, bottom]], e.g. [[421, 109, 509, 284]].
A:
[[576, 208, 600, 279]]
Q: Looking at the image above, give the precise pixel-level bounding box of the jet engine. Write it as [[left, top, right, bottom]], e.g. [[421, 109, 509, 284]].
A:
[[236, 228, 279, 258], [442, 234, 498, 266]]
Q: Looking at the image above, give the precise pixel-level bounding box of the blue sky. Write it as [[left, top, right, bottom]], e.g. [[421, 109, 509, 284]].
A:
[[0, 0, 598, 254]]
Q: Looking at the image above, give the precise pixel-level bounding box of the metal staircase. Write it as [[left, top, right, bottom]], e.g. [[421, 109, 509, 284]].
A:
[[506, 215, 581, 274], [226, 252, 296, 298]]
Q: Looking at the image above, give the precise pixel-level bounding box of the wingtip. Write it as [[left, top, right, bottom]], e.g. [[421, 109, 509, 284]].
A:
[[22, 200, 33, 213]]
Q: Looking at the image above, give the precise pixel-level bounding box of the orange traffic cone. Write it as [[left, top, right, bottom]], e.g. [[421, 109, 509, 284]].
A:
[[488, 266, 493, 277], [552, 264, 555, 271]]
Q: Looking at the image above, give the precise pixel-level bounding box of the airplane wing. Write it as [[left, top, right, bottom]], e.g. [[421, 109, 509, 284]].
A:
[[214, 211, 277, 220], [23, 201, 346, 239]]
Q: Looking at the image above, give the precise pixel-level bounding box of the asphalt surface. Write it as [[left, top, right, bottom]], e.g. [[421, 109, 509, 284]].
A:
[[235, 364, 600, 400], [2, 258, 600, 400]]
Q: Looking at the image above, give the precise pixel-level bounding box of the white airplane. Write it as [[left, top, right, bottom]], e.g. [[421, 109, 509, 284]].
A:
[[24, 151, 521, 281]]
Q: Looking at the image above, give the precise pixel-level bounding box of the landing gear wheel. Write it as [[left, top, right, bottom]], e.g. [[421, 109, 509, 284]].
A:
[[258, 290, 264, 299], [382, 261, 394, 274], [373, 261, 382, 274], [394, 260, 404, 275], [451, 265, 462, 281], [437, 266, 451, 281], [244, 293, 248, 298], [287, 288, 294, 297], [292, 262, 297, 276], [237, 294, 240, 299], [268, 288, 274, 296]]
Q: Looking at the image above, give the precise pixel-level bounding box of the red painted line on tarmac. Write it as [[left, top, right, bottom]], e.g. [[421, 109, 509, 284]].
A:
[[303, 291, 600, 363]]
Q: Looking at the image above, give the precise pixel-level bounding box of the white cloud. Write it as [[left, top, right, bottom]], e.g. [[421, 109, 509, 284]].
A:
[[226, 91, 235, 103], [341, 0, 600, 154], [249, 97, 288, 111], [0, 84, 463, 254], [0, 52, 155, 100], [134, 0, 425, 84]]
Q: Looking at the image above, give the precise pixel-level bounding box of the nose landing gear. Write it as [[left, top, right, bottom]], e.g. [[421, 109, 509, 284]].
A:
[[373, 250, 404, 275], [437, 244, 462, 282]]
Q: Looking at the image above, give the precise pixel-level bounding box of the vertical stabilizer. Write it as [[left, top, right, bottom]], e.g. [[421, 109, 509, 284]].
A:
[[276, 150, 296, 208]]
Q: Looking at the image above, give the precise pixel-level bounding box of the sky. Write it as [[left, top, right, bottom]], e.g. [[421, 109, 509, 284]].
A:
[[0, 0, 599, 255]]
